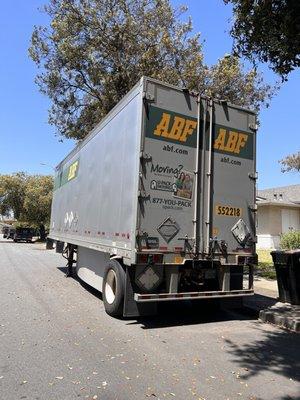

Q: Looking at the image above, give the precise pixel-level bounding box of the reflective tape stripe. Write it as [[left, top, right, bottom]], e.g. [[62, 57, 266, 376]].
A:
[[134, 289, 254, 302]]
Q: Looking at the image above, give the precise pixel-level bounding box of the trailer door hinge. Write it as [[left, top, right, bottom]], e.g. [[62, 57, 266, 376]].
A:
[[248, 172, 258, 180], [142, 92, 155, 102], [140, 151, 152, 162], [249, 122, 258, 131], [249, 204, 258, 212], [138, 190, 149, 199]]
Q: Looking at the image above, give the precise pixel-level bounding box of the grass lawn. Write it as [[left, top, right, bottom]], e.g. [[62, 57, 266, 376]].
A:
[[256, 249, 276, 280]]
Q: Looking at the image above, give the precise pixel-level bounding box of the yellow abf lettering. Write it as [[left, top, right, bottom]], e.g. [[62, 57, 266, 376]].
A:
[[214, 128, 248, 155], [154, 113, 197, 143]]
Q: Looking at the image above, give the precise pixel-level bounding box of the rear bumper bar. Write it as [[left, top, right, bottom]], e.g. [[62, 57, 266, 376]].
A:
[[134, 289, 254, 302]]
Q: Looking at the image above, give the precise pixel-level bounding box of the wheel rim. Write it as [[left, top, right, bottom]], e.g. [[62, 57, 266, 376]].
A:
[[105, 269, 117, 304]]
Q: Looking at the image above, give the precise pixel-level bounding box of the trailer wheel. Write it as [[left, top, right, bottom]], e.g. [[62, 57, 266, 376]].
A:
[[102, 260, 125, 317]]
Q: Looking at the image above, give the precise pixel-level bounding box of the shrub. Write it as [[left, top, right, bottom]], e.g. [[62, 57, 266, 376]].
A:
[[256, 249, 276, 279], [280, 231, 300, 250]]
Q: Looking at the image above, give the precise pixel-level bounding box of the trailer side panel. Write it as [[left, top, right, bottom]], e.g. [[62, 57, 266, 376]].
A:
[[49, 82, 143, 264]]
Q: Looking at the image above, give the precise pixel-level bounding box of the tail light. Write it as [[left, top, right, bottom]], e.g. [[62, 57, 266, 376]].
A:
[[137, 254, 148, 264], [137, 253, 164, 264]]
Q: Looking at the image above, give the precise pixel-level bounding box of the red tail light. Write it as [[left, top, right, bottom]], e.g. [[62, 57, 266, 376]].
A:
[[137, 253, 164, 264], [137, 254, 148, 264], [152, 254, 163, 264]]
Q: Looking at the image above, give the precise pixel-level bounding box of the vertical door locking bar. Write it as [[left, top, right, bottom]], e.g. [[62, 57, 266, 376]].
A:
[[199, 97, 208, 256], [193, 94, 202, 256], [205, 99, 214, 255]]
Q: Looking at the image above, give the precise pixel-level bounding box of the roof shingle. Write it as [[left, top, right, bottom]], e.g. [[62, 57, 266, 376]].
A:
[[258, 184, 300, 205]]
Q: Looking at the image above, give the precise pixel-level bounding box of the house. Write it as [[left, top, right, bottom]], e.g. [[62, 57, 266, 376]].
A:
[[257, 184, 300, 249]]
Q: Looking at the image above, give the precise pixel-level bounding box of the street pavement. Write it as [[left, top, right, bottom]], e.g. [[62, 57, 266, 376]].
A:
[[0, 239, 299, 400]]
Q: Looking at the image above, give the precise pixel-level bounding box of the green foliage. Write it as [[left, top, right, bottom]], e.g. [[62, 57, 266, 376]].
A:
[[280, 231, 300, 250], [0, 173, 53, 226], [29, 0, 273, 140], [224, 0, 300, 78], [23, 175, 53, 225], [205, 55, 272, 108], [13, 221, 36, 230], [279, 151, 300, 173], [0, 172, 27, 220]]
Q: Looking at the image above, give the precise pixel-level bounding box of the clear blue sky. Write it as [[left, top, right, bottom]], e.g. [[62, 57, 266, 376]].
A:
[[0, 0, 299, 189]]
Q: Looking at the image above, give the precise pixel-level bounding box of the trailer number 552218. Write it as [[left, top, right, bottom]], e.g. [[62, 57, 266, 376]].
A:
[[216, 205, 242, 217]]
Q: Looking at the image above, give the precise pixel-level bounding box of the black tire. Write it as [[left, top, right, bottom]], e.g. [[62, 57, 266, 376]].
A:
[[102, 260, 125, 317]]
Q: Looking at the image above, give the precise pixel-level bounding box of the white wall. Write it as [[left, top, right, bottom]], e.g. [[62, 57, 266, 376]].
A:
[[257, 234, 281, 250], [281, 208, 300, 233], [257, 205, 300, 250]]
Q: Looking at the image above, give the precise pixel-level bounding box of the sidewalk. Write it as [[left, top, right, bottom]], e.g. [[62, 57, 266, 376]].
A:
[[254, 276, 278, 297]]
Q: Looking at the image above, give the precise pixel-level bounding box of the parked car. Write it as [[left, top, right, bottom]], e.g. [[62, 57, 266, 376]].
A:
[[13, 227, 35, 243], [2, 226, 10, 238], [7, 227, 16, 239]]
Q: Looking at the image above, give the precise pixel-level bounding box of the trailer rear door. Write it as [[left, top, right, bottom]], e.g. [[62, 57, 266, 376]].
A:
[[202, 101, 257, 257], [137, 81, 198, 257], [138, 79, 257, 259]]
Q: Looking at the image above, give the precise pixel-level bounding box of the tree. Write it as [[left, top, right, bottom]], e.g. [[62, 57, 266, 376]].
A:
[[0, 173, 53, 238], [205, 55, 272, 109], [23, 175, 54, 239], [279, 151, 300, 172], [0, 172, 27, 220], [224, 0, 300, 78], [29, 0, 272, 140]]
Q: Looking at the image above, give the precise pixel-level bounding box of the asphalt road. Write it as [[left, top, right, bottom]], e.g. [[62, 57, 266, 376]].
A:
[[0, 240, 299, 400]]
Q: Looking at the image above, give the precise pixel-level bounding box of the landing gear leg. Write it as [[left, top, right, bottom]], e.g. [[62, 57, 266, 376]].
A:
[[65, 244, 76, 277]]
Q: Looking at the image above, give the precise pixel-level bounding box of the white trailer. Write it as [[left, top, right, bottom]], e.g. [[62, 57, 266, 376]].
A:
[[49, 77, 257, 317]]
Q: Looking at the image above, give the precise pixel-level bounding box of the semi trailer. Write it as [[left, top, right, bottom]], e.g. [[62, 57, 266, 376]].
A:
[[48, 76, 257, 317]]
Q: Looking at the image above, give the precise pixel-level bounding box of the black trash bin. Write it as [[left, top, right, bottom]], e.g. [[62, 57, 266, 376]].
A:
[[271, 251, 290, 303], [288, 250, 300, 305], [271, 250, 300, 305]]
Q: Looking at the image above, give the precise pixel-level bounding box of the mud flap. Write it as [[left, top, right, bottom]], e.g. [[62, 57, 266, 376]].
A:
[[123, 267, 157, 317]]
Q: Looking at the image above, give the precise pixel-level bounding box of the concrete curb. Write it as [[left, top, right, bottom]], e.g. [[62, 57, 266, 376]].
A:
[[259, 303, 300, 332]]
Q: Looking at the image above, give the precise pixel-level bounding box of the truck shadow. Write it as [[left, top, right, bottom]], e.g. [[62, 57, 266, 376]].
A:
[[130, 301, 255, 329], [57, 266, 103, 300], [243, 292, 278, 315], [243, 397, 299, 400], [57, 266, 261, 328], [224, 323, 300, 383]]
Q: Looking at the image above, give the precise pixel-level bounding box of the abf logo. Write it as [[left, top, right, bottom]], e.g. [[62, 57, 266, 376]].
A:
[[214, 128, 248, 155], [68, 160, 79, 181], [154, 112, 197, 143]]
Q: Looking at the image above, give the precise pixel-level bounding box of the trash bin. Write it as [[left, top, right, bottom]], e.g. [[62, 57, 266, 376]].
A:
[[288, 250, 300, 305], [271, 250, 300, 305]]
